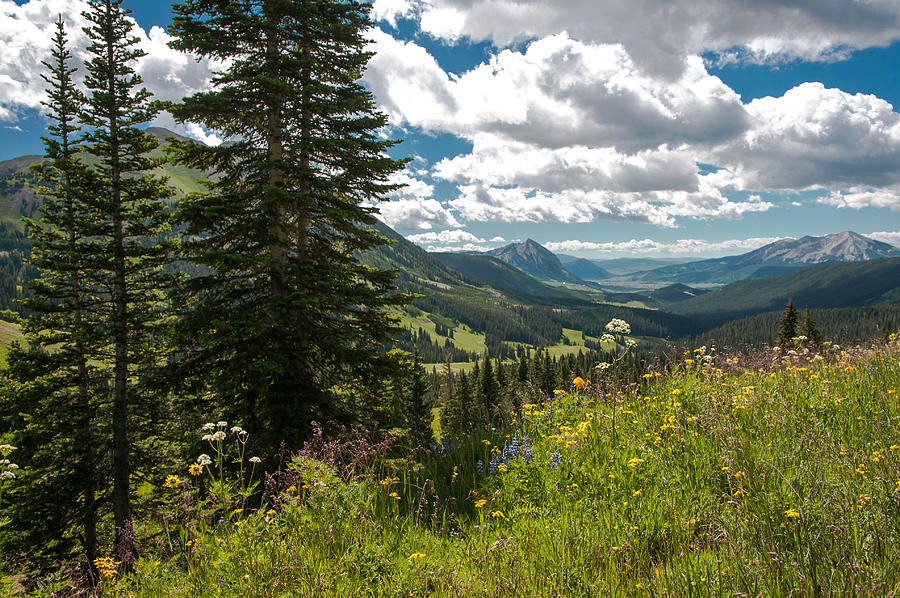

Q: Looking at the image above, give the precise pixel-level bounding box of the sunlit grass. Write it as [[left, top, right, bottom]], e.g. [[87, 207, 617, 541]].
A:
[[70, 339, 900, 596]]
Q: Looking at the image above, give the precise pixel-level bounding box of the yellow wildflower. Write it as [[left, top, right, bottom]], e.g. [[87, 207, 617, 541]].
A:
[[408, 552, 426, 560], [490, 510, 505, 519], [474, 499, 487, 508], [164, 475, 181, 488], [784, 508, 800, 518], [573, 376, 586, 390], [389, 492, 401, 500], [627, 457, 644, 468], [188, 463, 203, 476]]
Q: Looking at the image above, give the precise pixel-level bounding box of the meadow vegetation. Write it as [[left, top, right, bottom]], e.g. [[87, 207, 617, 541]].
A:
[[8, 333, 898, 596]]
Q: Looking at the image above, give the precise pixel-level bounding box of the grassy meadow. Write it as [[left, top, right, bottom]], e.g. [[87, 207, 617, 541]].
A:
[[12, 336, 896, 597]]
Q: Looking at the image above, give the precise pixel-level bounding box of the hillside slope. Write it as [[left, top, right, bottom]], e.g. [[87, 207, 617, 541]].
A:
[[669, 257, 900, 327]]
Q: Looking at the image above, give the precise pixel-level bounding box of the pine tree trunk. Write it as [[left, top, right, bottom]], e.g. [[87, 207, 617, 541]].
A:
[[104, 6, 133, 561]]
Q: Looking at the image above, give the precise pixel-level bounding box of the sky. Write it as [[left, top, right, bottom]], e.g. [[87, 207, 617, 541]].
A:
[[1, 1, 900, 258]]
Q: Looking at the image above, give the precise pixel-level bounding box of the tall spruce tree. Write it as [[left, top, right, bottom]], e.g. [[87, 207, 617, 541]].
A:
[[78, 0, 176, 562], [167, 0, 409, 452], [777, 298, 799, 353], [2, 18, 104, 569], [800, 307, 822, 352]]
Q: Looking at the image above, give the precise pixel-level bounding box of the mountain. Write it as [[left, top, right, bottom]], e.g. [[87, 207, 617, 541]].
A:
[[669, 257, 900, 328], [431, 252, 595, 304], [636, 231, 900, 284], [561, 257, 611, 281], [487, 239, 590, 285]]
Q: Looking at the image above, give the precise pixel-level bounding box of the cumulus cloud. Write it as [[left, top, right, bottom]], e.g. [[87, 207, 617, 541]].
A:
[[396, 0, 900, 76], [710, 83, 900, 190], [366, 31, 748, 151], [866, 230, 900, 247], [543, 235, 786, 256], [816, 187, 900, 212], [374, 197, 459, 230], [406, 229, 485, 245], [0, 0, 219, 143]]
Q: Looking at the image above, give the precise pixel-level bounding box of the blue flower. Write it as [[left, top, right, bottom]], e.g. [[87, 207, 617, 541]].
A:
[[550, 452, 563, 468], [476, 460, 484, 475]]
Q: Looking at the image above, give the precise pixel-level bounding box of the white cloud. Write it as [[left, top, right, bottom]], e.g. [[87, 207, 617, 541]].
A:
[[710, 83, 900, 190], [406, 229, 485, 244], [866, 230, 900, 247], [404, 0, 900, 76], [366, 31, 748, 151], [816, 188, 900, 212], [543, 235, 786, 256], [0, 0, 220, 144], [371, 0, 418, 27], [374, 197, 460, 230]]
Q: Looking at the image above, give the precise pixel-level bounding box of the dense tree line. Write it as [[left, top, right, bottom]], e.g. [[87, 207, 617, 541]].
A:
[[0, 0, 414, 578]]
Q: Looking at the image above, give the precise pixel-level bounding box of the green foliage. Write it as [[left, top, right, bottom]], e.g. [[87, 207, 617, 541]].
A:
[[672, 257, 900, 327], [72, 334, 900, 596], [777, 298, 799, 351], [165, 0, 411, 454]]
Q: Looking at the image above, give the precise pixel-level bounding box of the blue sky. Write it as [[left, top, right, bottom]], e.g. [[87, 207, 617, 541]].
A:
[[2, 0, 900, 257]]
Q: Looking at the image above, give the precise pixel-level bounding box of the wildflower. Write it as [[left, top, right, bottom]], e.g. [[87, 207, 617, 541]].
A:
[[0, 471, 15, 480], [857, 494, 872, 508], [633, 490, 642, 496], [408, 552, 426, 560], [732, 489, 746, 498], [216, 421, 227, 428], [595, 362, 611, 371], [230, 426, 246, 435], [573, 376, 586, 390], [490, 510, 505, 519], [197, 453, 212, 466], [684, 359, 694, 365], [93, 557, 120, 579], [497, 463, 508, 473], [627, 457, 644, 468], [784, 508, 800, 518], [249, 456, 262, 464], [606, 318, 631, 334], [856, 464, 867, 475], [735, 471, 745, 478], [6, 463, 17, 471], [164, 475, 181, 488], [232, 508, 243, 517], [188, 463, 203, 476], [389, 492, 401, 500], [0, 444, 16, 457], [549, 452, 562, 467], [474, 499, 487, 508], [482, 439, 491, 446], [476, 460, 484, 475], [209, 431, 226, 442], [285, 485, 297, 493], [201, 434, 213, 442]]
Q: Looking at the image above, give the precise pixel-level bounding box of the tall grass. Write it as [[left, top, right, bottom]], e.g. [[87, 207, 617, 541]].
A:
[[19, 340, 900, 596]]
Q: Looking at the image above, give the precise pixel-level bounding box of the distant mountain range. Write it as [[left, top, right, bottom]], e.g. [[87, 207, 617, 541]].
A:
[[635, 231, 900, 284], [486, 239, 590, 286]]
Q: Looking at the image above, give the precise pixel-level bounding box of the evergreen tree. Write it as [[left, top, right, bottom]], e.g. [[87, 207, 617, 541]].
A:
[[1, 18, 105, 569], [79, 0, 175, 562], [440, 370, 473, 440], [480, 354, 500, 423], [517, 353, 529, 384], [405, 351, 433, 450], [777, 298, 799, 353], [167, 0, 409, 453], [800, 307, 822, 352]]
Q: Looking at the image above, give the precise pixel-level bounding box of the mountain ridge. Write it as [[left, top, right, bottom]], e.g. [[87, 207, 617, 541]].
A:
[[636, 231, 900, 284]]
